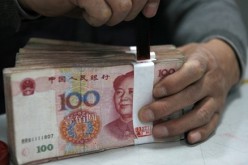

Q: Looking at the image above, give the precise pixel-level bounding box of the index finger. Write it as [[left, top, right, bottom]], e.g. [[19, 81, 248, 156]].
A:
[[76, 0, 112, 26], [142, 0, 160, 18], [153, 49, 208, 98], [124, 0, 148, 21], [105, 0, 133, 26]]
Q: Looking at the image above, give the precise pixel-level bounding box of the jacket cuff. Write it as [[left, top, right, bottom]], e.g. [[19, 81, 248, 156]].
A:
[[14, 0, 41, 20]]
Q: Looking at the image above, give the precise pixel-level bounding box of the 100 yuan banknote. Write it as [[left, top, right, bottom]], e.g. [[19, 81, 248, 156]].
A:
[[4, 59, 184, 164]]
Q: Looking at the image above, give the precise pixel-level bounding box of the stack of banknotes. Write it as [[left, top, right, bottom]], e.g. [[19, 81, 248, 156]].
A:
[[3, 38, 185, 165]]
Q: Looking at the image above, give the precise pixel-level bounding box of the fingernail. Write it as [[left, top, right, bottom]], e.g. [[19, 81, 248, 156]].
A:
[[154, 87, 167, 98], [153, 125, 169, 137], [189, 132, 201, 143], [140, 109, 155, 122]]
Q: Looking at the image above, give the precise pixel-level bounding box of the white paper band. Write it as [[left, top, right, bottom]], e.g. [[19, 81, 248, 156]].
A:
[[132, 61, 155, 145]]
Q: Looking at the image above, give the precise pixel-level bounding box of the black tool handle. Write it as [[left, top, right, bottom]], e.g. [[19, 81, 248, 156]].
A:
[[136, 13, 151, 60]]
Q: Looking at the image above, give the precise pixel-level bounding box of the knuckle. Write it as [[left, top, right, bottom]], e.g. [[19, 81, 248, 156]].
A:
[[197, 108, 212, 124], [190, 60, 206, 77], [166, 118, 188, 137], [153, 86, 167, 98], [118, 1, 132, 13], [98, 8, 112, 22], [95, 12, 112, 26], [166, 120, 180, 136], [84, 9, 111, 27], [153, 101, 170, 119]]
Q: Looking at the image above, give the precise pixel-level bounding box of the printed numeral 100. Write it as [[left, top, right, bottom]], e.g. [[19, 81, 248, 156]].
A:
[[59, 90, 100, 110], [37, 144, 54, 153]]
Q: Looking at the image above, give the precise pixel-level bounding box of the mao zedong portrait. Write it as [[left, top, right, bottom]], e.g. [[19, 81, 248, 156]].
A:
[[103, 71, 136, 141]]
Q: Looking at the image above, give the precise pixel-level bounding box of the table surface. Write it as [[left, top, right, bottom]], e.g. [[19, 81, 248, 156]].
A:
[[1, 64, 248, 165]]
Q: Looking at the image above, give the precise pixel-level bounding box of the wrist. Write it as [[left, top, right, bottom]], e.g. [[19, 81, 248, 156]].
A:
[[204, 39, 240, 89]]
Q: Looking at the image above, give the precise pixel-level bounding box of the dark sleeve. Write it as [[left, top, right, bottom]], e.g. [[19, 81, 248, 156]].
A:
[[163, 0, 247, 78], [0, 0, 21, 37]]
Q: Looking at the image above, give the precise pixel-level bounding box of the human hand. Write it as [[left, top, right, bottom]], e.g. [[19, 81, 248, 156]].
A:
[[18, 0, 160, 26], [139, 39, 240, 144]]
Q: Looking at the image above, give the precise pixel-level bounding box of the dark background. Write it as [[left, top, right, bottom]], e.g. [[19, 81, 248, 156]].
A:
[[236, 0, 248, 32]]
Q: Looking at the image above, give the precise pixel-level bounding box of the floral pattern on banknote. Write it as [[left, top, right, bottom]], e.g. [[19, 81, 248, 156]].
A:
[[60, 110, 100, 144]]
